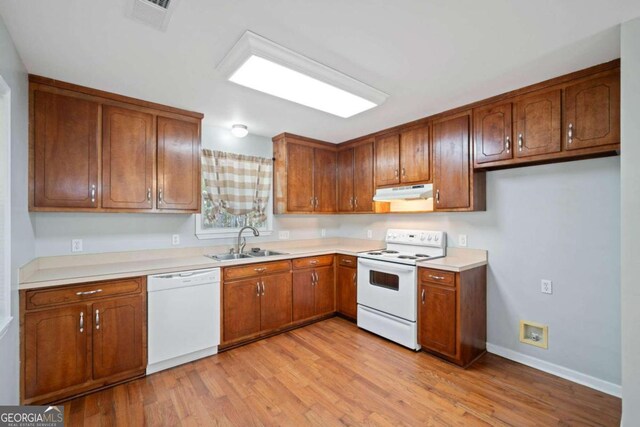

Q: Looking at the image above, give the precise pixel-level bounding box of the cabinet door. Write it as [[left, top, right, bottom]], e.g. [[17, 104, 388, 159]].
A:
[[260, 272, 293, 331], [33, 90, 99, 208], [474, 102, 513, 164], [433, 114, 471, 210], [314, 148, 337, 212], [92, 295, 145, 380], [400, 125, 430, 183], [224, 279, 261, 342], [336, 266, 357, 319], [314, 266, 335, 316], [286, 143, 315, 212], [564, 72, 620, 150], [292, 270, 315, 321], [24, 305, 89, 399], [419, 284, 457, 357], [102, 106, 154, 209], [353, 141, 375, 212], [375, 134, 400, 186], [157, 116, 200, 211], [515, 90, 561, 158], [337, 149, 354, 212]]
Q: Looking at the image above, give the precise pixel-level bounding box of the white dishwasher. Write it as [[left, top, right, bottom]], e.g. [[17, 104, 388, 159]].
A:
[[147, 268, 220, 375]]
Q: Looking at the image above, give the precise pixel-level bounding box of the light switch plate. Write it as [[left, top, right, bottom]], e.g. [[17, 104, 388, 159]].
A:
[[321, 228, 326, 237], [541, 279, 553, 294], [458, 234, 468, 247], [279, 230, 290, 240], [172, 234, 180, 245], [367, 230, 373, 239]]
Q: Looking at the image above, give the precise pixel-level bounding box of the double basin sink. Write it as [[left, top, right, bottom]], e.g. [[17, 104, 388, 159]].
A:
[[207, 249, 287, 261]]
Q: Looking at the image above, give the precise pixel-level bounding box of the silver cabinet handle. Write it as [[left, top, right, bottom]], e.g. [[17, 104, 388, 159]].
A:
[[343, 259, 352, 264], [261, 281, 265, 296], [310, 197, 314, 207], [315, 197, 319, 208], [256, 282, 260, 296], [435, 189, 440, 204], [254, 267, 267, 273], [95, 309, 100, 330], [568, 123, 574, 144], [310, 260, 318, 265], [158, 189, 163, 204], [147, 188, 151, 201], [354, 197, 358, 208], [394, 169, 399, 178], [349, 197, 353, 208], [353, 273, 357, 286], [421, 289, 425, 304], [79, 312, 84, 333], [90, 185, 96, 204], [76, 289, 103, 296], [428, 274, 445, 280], [401, 167, 406, 178], [505, 136, 511, 153], [518, 133, 523, 151]]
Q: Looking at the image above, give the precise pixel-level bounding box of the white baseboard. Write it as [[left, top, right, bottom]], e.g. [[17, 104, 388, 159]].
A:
[[486, 343, 621, 397]]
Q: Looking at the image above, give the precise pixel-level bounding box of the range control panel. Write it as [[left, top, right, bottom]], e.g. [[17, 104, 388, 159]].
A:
[[385, 229, 446, 247]]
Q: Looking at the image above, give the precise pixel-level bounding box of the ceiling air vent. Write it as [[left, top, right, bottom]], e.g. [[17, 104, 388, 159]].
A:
[[127, 0, 180, 31]]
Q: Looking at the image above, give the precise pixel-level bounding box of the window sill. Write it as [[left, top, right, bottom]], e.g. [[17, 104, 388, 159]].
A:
[[0, 316, 13, 341], [196, 230, 273, 240]]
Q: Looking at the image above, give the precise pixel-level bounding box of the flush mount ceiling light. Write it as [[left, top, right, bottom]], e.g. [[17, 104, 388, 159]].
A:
[[217, 31, 388, 118], [231, 124, 249, 138]]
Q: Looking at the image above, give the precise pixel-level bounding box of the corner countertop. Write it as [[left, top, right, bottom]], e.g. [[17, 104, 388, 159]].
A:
[[19, 238, 487, 290]]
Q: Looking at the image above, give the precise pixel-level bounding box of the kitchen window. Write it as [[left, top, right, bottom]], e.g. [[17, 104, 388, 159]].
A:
[[196, 150, 273, 239]]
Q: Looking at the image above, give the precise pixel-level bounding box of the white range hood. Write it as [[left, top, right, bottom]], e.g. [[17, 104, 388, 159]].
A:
[[373, 184, 433, 202]]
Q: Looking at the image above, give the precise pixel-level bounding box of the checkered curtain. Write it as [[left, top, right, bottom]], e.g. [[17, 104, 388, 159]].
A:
[[201, 150, 273, 221]]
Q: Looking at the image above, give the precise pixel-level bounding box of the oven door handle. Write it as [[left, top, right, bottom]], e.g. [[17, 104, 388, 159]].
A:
[[357, 259, 415, 274]]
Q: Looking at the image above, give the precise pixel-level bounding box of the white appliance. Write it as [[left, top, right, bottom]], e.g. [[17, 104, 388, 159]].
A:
[[373, 183, 433, 202], [357, 229, 446, 350], [147, 268, 220, 374]]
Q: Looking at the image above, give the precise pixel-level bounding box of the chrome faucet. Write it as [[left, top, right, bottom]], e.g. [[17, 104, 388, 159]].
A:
[[235, 226, 260, 254]]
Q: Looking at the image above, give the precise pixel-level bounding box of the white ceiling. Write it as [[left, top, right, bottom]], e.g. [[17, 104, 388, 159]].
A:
[[0, 0, 638, 142]]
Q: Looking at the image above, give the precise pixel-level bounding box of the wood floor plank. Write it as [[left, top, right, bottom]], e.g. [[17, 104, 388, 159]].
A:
[[61, 317, 621, 426]]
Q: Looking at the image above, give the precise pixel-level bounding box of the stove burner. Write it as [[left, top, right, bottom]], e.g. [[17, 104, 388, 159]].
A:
[[367, 252, 383, 255], [415, 254, 431, 258], [397, 255, 418, 260], [381, 250, 399, 254]]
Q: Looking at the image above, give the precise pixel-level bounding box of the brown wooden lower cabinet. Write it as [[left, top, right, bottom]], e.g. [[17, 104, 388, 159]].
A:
[[336, 255, 357, 319], [222, 262, 293, 345], [292, 261, 335, 322], [20, 277, 147, 404], [418, 266, 486, 367]]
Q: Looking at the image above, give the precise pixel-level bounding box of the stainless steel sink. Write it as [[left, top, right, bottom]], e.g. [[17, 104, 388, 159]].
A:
[[248, 250, 287, 257], [207, 253, 254, 261]]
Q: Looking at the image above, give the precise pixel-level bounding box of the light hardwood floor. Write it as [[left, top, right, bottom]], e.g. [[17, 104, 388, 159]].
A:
[[62, 317, 621, 426]]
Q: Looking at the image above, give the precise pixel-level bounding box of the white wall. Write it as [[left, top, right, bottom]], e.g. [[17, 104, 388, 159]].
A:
[[337, 156, 621, 389], [0, 13, 33, 404], [621, 17, 640, 425], [33, 126, 340, 257]]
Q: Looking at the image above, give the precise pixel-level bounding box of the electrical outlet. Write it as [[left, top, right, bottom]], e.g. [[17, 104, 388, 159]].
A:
[[71, 239, 83, 253], [541, 279, 553, 294], [279, 230, 290, 240], [321, 228, 326, 237], [172, 234, 180, 245], [458, 234, 468, 247], [367, 230, 373, 239]]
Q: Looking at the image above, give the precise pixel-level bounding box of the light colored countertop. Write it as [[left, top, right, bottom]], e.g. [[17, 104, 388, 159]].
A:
[[19, 238, 487, 290]]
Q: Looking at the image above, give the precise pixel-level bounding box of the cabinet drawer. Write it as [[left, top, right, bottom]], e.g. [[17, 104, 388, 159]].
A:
[[420, 269, 456, 287], [337, 255, 357, 268], [25, 277, 144, 310], [224, 260, 291, 281], [292, 255, 334, 270]]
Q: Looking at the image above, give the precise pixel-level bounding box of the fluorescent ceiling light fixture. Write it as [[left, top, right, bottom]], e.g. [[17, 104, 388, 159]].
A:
[[231, 124, 249, 138], [217, 31, 388, 118]]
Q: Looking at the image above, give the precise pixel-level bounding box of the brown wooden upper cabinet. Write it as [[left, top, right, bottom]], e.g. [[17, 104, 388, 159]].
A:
[[29, 75, 203, 213], [564, 71, 620, 151], [433, 112, 485, 212], [337, 140, 375, 213], [374, 125, 430, 187], [272, 133, 337, 214], [473, 65, 619, 169]]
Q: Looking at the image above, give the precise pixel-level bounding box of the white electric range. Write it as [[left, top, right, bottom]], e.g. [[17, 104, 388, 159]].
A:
[[357, 229, 447, 350]]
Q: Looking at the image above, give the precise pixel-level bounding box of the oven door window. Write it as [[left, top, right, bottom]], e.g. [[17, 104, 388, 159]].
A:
[[369, 270, 399, 291]]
